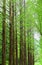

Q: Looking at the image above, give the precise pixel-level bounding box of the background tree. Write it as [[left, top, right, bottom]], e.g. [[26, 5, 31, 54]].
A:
[[2, 0, 6, 65], [9, 0, 14, 65], [13, 0, 18, 65], [23, 0, 26, 65], [20, 0, 24, 65]]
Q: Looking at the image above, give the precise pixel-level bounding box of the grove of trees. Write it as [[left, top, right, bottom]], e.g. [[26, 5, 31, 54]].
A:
[[0, 0, 42, 65]]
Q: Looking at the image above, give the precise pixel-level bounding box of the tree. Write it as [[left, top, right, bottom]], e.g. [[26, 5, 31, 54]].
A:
[[28, 27, 34, 65], [20, 0, 24, 65], [23, 0, 26, 65], [13, 0, 18, 65], [2, 0, 6, 65], [9, 0, 14, 65]]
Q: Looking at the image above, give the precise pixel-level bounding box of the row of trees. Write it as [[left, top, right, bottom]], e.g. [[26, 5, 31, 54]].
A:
[[0, 0, 42, 65], [2, 0, 34, 65]]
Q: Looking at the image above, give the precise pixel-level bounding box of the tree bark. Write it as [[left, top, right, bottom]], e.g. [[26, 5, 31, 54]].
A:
[[20, 0, 24, 65], [2, 0, 6, 65], [23, 0, 26, 65], [28, 32, 34, 65], [13, 1, 18, 65], [9, 0, 14, 65]]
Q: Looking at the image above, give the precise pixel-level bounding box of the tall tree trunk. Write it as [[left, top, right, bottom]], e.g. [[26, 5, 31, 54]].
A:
[[9, 0, 14, 65], [20, 0, 24, 65], [2, 0, 6, 65], [13, 0, 18, 65], [23, 0, 26, 65]]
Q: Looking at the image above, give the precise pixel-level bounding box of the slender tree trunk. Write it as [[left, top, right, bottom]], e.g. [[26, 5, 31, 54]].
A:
[[32, 35, 34, 65], [12, 1, 14, 65], [28, 42, 31, 65], [9, 0, 14, 65], [20, 0, 24, 65], [28, 35, 32, 65], [23, 0, 26, 65], [28, 32, 34, 65], [13, 1, 18, 65], [2, 0, 6, 65]]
